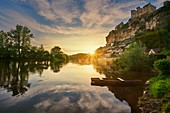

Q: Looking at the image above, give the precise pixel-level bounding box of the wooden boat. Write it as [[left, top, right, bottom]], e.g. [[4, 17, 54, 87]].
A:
[[91, 78, 142, 87]]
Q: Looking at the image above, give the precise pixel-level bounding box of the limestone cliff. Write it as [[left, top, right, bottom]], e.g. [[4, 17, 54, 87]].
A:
[[96, 1, 170, 58]]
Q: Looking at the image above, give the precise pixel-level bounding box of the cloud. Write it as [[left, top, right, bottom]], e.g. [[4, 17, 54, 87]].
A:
[[1, 0, 149, 33], [20, 0, 147, 28], [0, 6, 107, 54], [28, 0, 81, 23], [154, 0, 167, 6], [80, 0, 146, 28], [0, 7, 105, 35]]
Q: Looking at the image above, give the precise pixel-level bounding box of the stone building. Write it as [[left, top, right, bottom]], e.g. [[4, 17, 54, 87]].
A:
[[131, 3, 156, 19]]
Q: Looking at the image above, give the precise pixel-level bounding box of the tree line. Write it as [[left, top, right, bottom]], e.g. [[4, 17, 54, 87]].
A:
[[0, 25, 68, 61]]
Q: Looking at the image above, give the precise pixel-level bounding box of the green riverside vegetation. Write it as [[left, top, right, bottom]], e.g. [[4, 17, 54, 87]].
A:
[[112, 41, 151, 71], [136, 29, 170, 50], [149, 59, 170, 112], [0, 25, 68, 62]]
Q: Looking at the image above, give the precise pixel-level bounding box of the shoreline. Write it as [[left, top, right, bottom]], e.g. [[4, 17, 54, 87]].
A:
[[138, 80, 170, 113]]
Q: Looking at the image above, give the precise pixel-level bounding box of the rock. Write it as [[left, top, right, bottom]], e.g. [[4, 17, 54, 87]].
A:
[[143, 90, 147, 95], [145, 80, 150, 85]]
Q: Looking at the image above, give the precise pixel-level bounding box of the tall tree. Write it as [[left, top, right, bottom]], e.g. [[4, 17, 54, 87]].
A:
[[7, 25, 34, 57], [0, 30, 13, 57], [0, 30, 7, 48]]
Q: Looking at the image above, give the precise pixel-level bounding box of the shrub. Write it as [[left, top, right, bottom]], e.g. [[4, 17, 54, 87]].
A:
[[154, 59, 170, 76], [150, 80, 168, 98], [113, 42, 150, 71]]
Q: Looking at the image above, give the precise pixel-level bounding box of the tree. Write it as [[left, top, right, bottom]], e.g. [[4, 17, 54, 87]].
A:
[[50, 46, 68, 61], [0, 30, 7, 48], [0, 30, 7, 57], [113, 42, 150, 71], [136, 29, 169, 50], [0, 30, 14, 58], [51, 46, 61, 54], [7, 25, 34, 57], [0, 25, 68, 62]]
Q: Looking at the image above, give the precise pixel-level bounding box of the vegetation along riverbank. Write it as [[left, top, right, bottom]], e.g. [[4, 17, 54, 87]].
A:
[[94, 1, 170, 113], [0, 25, 68, 62]]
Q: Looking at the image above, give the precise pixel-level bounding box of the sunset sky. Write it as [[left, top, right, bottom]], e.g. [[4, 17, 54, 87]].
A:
[[0, 0, 166, 54]]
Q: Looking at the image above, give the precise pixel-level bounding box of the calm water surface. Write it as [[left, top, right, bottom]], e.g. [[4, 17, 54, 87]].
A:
[[0, 60, 152, 113]]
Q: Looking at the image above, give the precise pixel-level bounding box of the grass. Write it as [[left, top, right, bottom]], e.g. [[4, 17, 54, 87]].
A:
[[149, 76, 170, 112], [149, 76, 170, 98]]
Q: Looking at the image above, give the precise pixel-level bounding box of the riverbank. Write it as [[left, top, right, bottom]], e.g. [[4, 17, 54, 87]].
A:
[[138, 80, 170, 113]]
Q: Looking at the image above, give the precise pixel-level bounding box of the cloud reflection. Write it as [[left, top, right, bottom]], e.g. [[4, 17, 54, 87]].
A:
[[30, 85, 131, 113]]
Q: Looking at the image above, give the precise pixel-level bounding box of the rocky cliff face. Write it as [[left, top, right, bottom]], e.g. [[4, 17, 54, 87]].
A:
[[98, 2, 170, 57]]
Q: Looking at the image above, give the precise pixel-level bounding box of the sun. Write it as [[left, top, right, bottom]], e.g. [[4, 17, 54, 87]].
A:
[[86, 46, 97, 56], [88, 48, 95, 55], [89, 50, 95, 55]]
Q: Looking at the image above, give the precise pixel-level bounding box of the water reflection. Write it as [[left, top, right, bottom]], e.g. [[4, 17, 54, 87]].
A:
[[1, 84, 130, 113], [0, 60, 66, 96], [0, 60, 131, 113], [70, 59, 155, 113], [0, 58, 155, 113]]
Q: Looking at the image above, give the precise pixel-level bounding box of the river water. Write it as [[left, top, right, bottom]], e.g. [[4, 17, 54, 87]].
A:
[[0, 60, 154, 113]]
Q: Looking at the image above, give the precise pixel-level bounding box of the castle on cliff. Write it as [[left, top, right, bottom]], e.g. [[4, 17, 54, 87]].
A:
[[115, 3, 156, 30], [131, 3, 156, 19], [103, 1, 170, 57]]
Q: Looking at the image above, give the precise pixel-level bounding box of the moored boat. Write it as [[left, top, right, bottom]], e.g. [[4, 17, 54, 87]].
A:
[[91, 78, 142, 86]]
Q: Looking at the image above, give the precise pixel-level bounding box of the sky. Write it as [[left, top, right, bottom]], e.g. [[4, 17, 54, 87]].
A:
[[0, 0, 167, 55]]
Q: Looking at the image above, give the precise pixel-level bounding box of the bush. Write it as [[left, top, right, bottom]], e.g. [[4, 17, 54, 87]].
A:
[[149, 76, 170, 98], [150, 80, 168, 98], [154, 59, 170, 76], [113, 42, 150, 71]]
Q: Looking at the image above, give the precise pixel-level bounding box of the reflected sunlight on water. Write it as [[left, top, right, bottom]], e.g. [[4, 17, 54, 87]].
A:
[[29, 63, 105, 86], [83, 65, 95, 73]]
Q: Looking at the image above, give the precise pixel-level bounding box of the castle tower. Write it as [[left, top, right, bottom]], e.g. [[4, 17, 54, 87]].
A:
[[131, 3, 156, 19], [143, 3, 156, 14]]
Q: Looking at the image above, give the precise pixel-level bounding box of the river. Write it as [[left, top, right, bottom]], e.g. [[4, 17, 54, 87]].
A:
[[0, 60, 154, 113]]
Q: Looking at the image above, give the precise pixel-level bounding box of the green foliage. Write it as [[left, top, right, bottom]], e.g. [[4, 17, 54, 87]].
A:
[[0, 25, 34, 59], [150, 80, 168, 98], [162, 102, 170, 113], [136, 29, 170, 50], [149, 76, 170, 98], [154, 59, 170, 76], [7, 24, 34, 57], [113, 42, 150, 71], [0, 25, 68, 62], [50, 46, 68, 62]]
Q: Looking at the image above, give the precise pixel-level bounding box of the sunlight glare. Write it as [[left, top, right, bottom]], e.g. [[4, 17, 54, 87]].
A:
[[84, 65, 94, 73], [88, 49, 95, 55]]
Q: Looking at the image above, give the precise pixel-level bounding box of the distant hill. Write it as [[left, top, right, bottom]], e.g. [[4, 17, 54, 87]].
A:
[[69, 53, 93, 65]]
